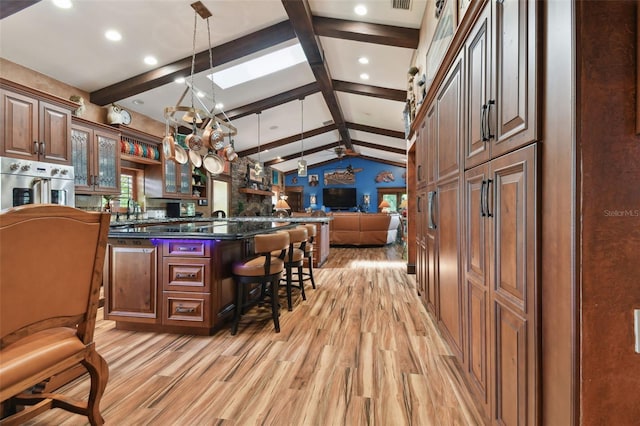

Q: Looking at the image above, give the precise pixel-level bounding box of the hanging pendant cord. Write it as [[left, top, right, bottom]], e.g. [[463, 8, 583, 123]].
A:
[[257, 112, 261, 163], [190, 12, 198, 113], [300, 98, 304, 160], [207, 16, 216, 113]]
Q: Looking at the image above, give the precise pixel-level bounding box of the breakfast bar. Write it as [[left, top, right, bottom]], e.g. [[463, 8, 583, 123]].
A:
[[105, 216, 331, 335]]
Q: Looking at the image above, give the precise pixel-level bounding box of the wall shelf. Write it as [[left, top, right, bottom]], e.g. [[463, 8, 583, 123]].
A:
[[238, 188, 274, 196]]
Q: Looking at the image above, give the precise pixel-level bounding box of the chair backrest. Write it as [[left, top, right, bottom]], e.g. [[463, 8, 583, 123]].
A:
[[0, 205, 110, 348], [212, 210, 226, 218]]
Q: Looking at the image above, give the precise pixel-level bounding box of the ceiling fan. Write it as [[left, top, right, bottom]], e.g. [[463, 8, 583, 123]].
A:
[[331, 144, 360, 158]]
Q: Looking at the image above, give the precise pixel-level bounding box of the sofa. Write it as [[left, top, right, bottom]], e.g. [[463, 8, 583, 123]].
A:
[[329, 212, 401, 246]]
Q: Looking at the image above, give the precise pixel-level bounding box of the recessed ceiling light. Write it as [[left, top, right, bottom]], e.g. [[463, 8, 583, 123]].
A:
[[144, 56, 157, 66], [104, 29, 121, 42], [214, 103, 224, 110], [196, 91, 205, 98], [264, 149, 269, 153], [360, 73, 370, 80], [132, 99, 144, 105], [174, 77, 185, 84], [354, 4, 367, 16], [52, 0, 73, 9], [358, 57, 369, 65]]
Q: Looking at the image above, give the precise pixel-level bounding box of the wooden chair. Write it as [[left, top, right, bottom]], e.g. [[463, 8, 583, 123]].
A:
[[0, 205, 111, 425], [298, 224, 317, 289], [274, 227, 308, 311], [231, 231, 290, 335], [212, 210, 226, 218]]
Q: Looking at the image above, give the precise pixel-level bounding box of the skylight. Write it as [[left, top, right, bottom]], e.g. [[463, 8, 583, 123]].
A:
[[209, 44, 306, 89]]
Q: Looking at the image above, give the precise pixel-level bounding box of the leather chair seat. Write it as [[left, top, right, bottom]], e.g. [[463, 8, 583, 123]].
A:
[[233, 256, 284, 277], [0, 327, 83, 391]]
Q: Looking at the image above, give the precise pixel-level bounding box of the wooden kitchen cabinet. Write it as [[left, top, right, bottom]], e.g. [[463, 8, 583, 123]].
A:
[[104, 239, 159, 325], [145, 135, 197, 199], [0, 79, 76, 165], [464, 0, 538, 169], [71, 117, 120, 195], [105, 237, 243, 334]]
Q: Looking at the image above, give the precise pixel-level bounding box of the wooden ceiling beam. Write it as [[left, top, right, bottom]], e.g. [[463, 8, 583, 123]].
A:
[[281, 0, 353, 150], [346, 122, 405, 139], [333, 80, 406, 102], [236, 124, 337, 157], [313, 16, 419, 49], [90, 20, 296, 106], [0, 0, 41, 19], [264, 142, 338, 166], [351, 140, 406, 155], [222, 83, 320, 121]]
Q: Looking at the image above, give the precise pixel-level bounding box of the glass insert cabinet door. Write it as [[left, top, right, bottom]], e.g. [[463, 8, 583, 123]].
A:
[[94, 131, 119, 193], [71, 126, 120, 194], [71, 127, 91, 191], [164, 160, 177, 193]]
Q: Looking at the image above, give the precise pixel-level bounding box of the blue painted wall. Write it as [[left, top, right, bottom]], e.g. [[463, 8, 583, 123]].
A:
[[284, 157, 406, 211]]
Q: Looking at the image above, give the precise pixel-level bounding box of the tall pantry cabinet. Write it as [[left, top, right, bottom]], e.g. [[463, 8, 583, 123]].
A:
[[413, 0, 538, 423]]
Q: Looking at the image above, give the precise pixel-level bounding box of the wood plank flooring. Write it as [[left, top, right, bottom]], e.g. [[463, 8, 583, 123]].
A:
[[27, 245, 485, 425]]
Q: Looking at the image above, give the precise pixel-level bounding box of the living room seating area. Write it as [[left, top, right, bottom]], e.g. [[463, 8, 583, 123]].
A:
[[329, 212, 401, 246]]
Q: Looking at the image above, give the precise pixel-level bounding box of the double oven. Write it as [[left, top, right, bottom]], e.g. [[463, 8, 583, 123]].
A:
[[0, 156, 75, 210]]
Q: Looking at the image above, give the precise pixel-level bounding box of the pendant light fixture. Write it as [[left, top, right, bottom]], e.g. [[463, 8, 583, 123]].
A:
[[254, 112, 263, 177], [297, 97, 307, 177]]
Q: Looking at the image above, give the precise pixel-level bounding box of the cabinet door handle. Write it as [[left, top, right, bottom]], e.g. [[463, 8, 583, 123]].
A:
[[33, 141, 39, 154], [486, 100, 495, 140], [417, 196, 422, 213], [486, 179, 494, 217], [481, 104, 488, 142], [480, 180, 487, 217], [428, 191, 437, 229], [175, 272, 197, 279], [417, 164, 423, 181], [39, 141, 45, 156], [175, 305, 196, 313]]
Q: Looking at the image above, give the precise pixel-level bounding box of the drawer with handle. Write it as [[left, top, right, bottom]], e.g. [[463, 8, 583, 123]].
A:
[[162, 257, 211, 292], [163, 292, 211, 326], [162, 240, 210, 257]]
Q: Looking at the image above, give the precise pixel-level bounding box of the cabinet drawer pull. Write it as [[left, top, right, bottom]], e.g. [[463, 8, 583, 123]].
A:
[[177, 246, 197, 251], [175, 305, 196, 313], [175, 272, 197, 279]]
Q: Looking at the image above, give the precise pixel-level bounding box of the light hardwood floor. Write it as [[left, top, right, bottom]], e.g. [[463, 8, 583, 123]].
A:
[[29, 245, 485, 425]]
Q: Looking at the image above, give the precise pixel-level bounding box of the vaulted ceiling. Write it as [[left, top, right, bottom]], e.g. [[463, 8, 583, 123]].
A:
[[0, 0, 426, 172]]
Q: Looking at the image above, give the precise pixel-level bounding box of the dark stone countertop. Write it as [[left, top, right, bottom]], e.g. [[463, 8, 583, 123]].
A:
[[108, 220, 296, 240], [108, 216, 333, 240]]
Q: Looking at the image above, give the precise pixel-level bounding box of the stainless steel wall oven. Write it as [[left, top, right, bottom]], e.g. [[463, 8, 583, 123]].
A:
[[0, 156, 75, 210]]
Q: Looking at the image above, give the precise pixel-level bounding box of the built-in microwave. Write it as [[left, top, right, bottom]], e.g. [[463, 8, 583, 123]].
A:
[[166, 201, 196, 218]]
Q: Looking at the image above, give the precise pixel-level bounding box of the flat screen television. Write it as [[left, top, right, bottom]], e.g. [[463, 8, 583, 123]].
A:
[[323, 187, 357, 210]]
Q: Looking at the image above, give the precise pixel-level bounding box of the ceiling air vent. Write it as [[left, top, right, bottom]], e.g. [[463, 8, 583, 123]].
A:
[[392, 0, 411, 10]]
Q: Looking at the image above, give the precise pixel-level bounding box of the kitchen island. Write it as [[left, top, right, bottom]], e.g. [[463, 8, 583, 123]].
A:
[[105, 216, 331, 335]]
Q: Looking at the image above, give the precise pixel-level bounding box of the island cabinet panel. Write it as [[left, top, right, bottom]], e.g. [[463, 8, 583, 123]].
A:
[[104, 241, 159, 324]]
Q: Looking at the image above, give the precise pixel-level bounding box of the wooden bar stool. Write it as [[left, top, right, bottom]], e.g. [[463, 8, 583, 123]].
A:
[[274, 227, 308, 311], [299, 224, 317, 289], [231, 231, 289, 335]]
